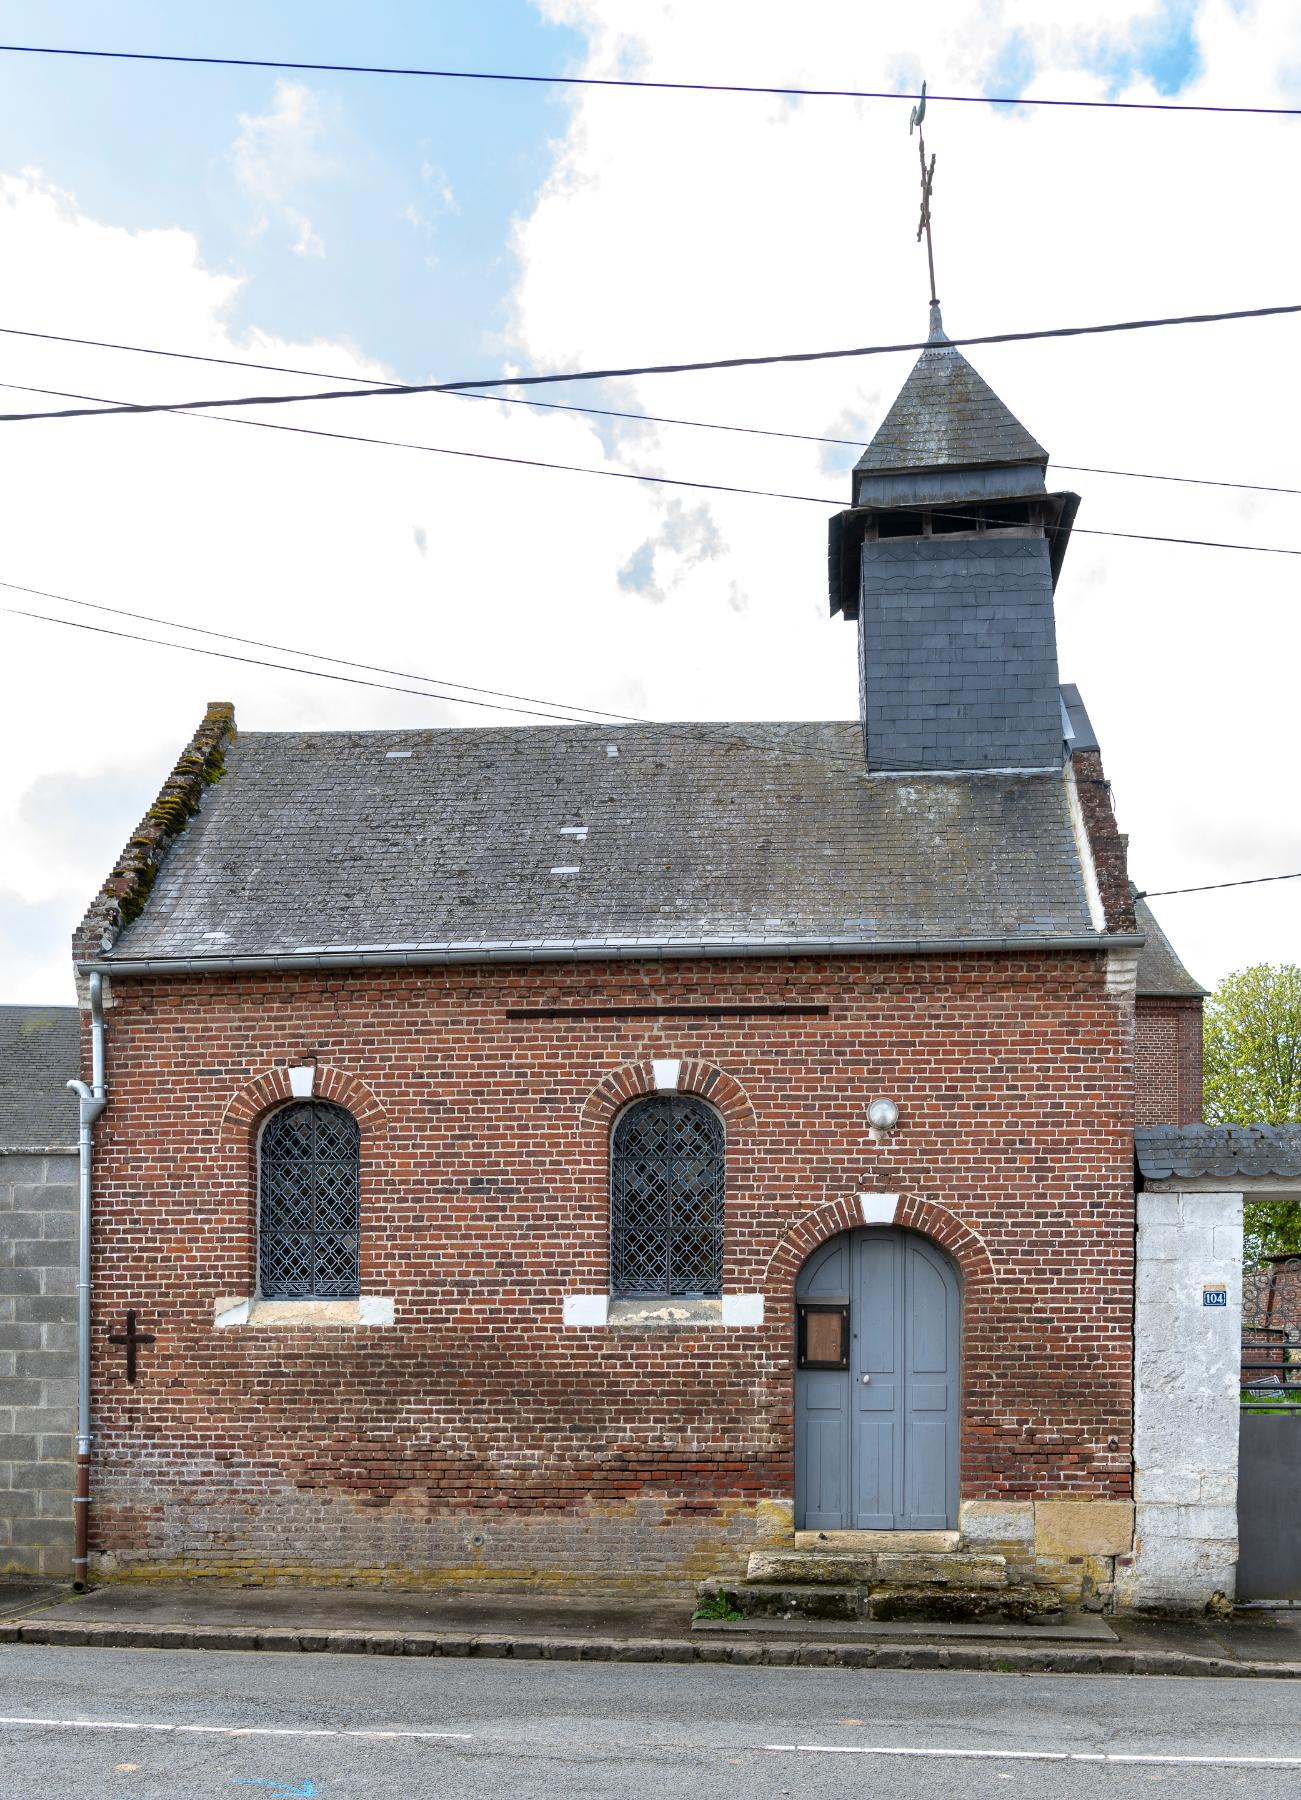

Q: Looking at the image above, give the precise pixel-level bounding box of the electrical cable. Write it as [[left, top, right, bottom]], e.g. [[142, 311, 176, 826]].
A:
[[0, 42, 1297, 116], [1, 321, 1296, 498], [0, 579, 919, 772], [7, 594, 1296, 899], [1137, 871, 1301, 898], [4, 375, 1300, 560], [2, 303, 1298, 425], [0, 577, 639, 724]]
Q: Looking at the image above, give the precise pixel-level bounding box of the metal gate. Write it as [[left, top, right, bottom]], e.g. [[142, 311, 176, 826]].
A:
[[1238, 1257, 1301, 1601]]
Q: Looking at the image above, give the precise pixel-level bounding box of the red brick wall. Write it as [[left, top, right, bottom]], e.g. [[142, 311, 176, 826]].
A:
[[1135, 996, 1203, 1126], [85, 951, 1136, 1583]]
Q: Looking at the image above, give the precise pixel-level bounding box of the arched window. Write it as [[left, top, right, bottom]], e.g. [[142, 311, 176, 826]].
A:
[[611, 1095, 725, 1298], [258, 1101, 361, 1299]]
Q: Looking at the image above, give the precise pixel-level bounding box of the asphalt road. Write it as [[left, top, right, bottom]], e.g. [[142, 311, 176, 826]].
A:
[[1, 1645, 1299, 1798]]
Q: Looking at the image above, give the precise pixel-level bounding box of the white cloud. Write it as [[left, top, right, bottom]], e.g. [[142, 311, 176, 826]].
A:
[[510, 0, 1301, 989], [0, 168, 762, 1000], [230, 79, 336, 257], [0, 2, 1298, 1005]]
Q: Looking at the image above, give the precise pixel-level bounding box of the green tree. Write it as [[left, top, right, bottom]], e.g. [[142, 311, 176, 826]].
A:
[[1203, 963, 1301, 1262]]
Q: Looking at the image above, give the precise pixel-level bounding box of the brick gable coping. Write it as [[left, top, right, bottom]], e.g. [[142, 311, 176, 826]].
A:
[[1070, 747, 1136, 937], [73, 702, 237, 967]]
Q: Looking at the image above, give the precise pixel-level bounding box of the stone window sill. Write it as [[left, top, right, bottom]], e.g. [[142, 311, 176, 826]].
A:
[[562, 1294, 764, 1328], [213, 1296, 395, 1328]]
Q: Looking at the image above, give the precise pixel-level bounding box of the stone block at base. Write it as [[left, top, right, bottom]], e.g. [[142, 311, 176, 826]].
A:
[[1034, 1501, 1134, 1558]]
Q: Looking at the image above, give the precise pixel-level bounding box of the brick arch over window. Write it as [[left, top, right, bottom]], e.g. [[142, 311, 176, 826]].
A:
[[580, 1060, 756, 1132], [219, 1064, 388, 1150], [765, 1194, 997, 1304]]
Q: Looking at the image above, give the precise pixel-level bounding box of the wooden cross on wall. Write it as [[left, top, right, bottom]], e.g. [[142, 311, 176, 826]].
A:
[[108, 1309, 155, 1384]]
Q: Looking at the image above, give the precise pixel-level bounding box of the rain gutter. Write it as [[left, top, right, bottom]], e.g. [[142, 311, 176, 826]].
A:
[[79, 934, 1145, 977]]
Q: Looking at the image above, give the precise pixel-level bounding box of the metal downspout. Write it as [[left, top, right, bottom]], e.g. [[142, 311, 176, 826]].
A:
[[67, 970, 106, 1591]]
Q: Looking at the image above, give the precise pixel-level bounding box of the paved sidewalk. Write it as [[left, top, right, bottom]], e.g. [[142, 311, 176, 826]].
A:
[[2, 1580, 1299, 1677]]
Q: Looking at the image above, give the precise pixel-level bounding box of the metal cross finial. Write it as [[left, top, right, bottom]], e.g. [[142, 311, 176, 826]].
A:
[[910, 81, 939, 308], [108, 1308, 155, 1384]]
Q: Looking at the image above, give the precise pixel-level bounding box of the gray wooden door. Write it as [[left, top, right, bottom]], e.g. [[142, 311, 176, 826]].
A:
[[795, 1228, 959, 1530]]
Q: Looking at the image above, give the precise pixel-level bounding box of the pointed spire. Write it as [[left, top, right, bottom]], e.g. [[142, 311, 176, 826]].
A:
[[853, 307, 1047, 485]]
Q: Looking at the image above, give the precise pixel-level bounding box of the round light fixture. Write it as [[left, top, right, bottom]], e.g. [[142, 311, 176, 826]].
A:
[[867, 1097, 900, 1133]]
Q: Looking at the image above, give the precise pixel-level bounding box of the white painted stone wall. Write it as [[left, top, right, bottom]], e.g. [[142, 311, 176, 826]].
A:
[[1117, 1188, 1243, 1612]]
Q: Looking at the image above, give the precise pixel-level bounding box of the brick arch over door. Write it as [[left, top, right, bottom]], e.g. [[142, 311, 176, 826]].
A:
[[765, 1194, 997, 1317], [580, 1059, 756, 1132]]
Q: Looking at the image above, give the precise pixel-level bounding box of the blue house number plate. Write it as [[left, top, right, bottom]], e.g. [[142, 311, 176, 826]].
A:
[[1203, 1286, 1227, 1307]]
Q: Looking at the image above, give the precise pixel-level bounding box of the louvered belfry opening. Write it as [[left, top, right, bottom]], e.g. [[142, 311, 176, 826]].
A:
[[258, 1100, 361, 1298], [611, 1095, 725, 1298]]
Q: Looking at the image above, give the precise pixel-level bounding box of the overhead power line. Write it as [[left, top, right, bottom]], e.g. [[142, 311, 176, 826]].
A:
[[0, 586, 929, 775], [0, 578, 633, 726], [2, 321, 1297, 498], [4, 374, 1300, 560], [1137, 871, 1301, 898], [0, 43, 1297, 116], [5, 590, 1298, 901], [3, 372, 1300, 560], [2, 303, 1298, 426]]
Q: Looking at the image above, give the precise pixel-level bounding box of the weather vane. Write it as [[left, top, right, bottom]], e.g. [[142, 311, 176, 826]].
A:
[[910, 81, 939, 308]]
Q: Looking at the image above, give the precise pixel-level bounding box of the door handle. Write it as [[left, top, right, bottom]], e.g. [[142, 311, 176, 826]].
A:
[[861, 1373, 871, 1384]]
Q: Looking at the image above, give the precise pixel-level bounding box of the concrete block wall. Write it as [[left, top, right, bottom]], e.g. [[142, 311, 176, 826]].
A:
[[0, 1151, 78, 1577], [1117, 1188, 1243, 1612]]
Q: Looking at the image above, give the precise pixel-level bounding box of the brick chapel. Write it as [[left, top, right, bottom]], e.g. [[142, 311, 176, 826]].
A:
[[69, 305, 1211, 1610]]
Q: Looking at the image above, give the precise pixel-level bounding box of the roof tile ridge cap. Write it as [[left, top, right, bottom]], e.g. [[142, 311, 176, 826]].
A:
[[72, 701, 237, 964]]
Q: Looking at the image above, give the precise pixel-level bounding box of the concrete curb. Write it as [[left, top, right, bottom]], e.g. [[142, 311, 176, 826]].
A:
[[2, 1618, 1299, 1678]]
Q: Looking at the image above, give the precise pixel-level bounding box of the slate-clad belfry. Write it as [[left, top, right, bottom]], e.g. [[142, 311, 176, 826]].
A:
[[830, 302, 1078, 775], [55, 305, 1278, 1616]]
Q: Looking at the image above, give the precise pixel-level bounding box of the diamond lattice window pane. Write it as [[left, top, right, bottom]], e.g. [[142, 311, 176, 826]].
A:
[[611, 1096, 724, 1298], [259, 1101, 360, 1299]]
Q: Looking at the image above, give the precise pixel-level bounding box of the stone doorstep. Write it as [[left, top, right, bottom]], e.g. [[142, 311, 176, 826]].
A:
[[794, 1529, 960, 1553], [710, 1581, 1062, 1624], [693, 1613, 1119, 1643], [747, 1550, 1009, 1587]]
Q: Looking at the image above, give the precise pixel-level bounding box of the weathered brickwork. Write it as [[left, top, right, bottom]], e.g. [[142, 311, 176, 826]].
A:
[[0, 1151, 78, 1577], [1135, 997, 1203, 1126], [1070, 749, 1137, 936], [83, 950, 1136, 1586]]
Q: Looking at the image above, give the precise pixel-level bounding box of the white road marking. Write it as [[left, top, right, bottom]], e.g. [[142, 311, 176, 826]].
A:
[[766, 1744, 1301, 1768], [0, 1717, 470, 1741]]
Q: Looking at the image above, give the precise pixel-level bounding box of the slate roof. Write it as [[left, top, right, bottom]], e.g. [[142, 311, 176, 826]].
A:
[[1134, 894, 1205, 997], [0, 1005, 79, 1151], [100, 722, 1108, 966], [1136, 1125, 1301, 1184], [854, 314, 1047, 477]]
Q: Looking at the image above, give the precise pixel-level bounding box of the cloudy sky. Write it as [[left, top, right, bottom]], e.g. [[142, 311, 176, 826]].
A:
[[0, 0, 1297, 1003]]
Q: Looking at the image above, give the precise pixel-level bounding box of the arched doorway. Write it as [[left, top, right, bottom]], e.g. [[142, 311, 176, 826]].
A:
[[795, 1228, 960, 1530]]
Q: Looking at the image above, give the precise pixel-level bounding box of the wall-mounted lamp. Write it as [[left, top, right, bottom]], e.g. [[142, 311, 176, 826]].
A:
[[868, 1097, 900, 1140]]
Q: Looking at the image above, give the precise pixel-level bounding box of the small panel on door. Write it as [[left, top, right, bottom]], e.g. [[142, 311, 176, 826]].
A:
[[798, 1304, 849, 1370]]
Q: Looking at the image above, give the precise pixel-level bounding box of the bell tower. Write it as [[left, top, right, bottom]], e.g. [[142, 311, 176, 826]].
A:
[[828, 303, 1080, 775]]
